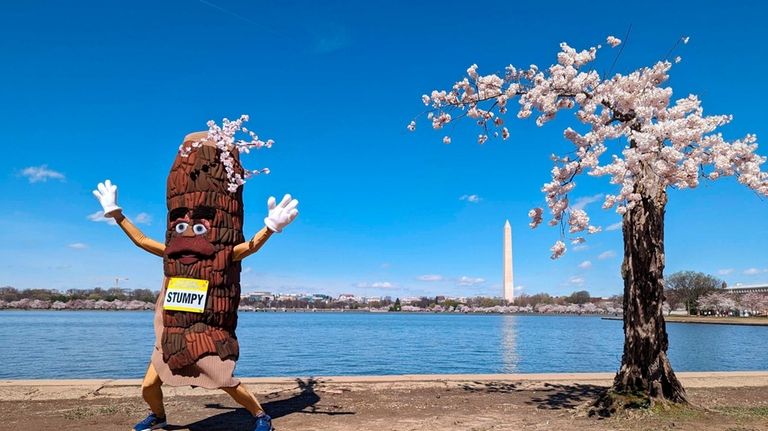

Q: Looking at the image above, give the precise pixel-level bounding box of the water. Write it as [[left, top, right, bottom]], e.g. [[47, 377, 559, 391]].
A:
[[0, 311, 766, 379]]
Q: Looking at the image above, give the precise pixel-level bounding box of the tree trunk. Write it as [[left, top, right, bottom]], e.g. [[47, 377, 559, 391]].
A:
[[593, 187, 687, 415], [616, 190, 687, 401]]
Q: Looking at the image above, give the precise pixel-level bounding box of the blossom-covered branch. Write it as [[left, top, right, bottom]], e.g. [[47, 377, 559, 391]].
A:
[[414, 36, 768, 258], [180, 115, 273, 192]]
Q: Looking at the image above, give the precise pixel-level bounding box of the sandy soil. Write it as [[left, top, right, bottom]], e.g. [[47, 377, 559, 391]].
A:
[[1, 374, 767, 431]]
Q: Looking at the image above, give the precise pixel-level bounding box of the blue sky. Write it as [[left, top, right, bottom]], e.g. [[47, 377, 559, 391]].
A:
[[1, 0, 766, 299]]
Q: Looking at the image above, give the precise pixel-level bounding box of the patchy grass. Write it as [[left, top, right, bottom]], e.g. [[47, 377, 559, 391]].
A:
[[590, 390, 651, 417], [63, 403, 133, 420], [649, 403, 702, 419], [715, 406, 768, 419]]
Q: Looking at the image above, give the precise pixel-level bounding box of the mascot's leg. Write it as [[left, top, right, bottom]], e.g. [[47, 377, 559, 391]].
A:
[[222, 383, 264, 415], [133, 363, 167, 430], [222, 384, 273, 431], [141, 363, 166, 417]]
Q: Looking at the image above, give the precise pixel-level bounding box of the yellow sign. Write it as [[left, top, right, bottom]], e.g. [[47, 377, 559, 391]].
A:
[[163, 277, 209, 313]]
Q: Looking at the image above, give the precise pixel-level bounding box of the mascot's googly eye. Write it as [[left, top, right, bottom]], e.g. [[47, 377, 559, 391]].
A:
[[193, 224, 208, 235], [175, 222, 189, 234]]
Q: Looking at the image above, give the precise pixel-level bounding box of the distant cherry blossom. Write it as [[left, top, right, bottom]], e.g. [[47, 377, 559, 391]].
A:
[[606, 35, 622, 47]]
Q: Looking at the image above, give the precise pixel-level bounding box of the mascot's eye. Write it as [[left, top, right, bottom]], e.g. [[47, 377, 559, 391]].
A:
[[175, 222, 189, 234], [193, 224, 208, 235]]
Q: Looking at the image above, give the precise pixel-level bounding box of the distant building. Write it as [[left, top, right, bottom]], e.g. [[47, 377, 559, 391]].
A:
[[242, 291, 274, 301], [725, 283, 768, 294], [401, 296, 420, 305], [309, 294, 332, 303], [447, 296, 467, 303], [337, 293, 358, 302]]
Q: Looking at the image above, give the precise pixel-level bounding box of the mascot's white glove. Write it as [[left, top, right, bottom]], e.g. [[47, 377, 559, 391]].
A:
[[264, 194, 299, 233], [92, 179, 122, 217]]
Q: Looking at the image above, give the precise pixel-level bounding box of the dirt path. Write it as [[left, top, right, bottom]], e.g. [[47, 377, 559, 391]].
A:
[[1, 375, 767, 430]]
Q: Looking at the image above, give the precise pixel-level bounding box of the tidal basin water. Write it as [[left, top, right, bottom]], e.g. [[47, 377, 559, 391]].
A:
[[1, 311, 766, 379]]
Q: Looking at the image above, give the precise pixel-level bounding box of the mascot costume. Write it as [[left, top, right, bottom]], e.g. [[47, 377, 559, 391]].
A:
[[93, 122, 297, 431]]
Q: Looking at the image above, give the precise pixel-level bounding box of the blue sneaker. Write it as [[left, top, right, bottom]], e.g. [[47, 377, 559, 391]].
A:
[[253, 412, 274, 431], [133, 412, 167, 431]]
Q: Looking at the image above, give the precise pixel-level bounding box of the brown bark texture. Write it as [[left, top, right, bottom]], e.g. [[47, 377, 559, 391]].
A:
[[161, 137, 245, 371], [612, 185, 687, 405]]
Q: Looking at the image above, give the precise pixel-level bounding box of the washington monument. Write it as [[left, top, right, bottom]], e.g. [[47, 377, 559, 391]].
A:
[[503, 220, 514, 303]]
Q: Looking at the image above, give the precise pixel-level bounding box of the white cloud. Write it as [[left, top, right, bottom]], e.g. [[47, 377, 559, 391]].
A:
[[21, 165, 65, 183], [417, 274, 444, 282], [572, 194, 603, 211], [743, 268, 767, 276], [243, 267, 253, 274], [458, 276, 486, 286], [574, 245, 589, 252], [718, 269, 734, 275], [134, 212, 152, 225], [68, 243, 88, 249], [578, 260, 592, 269], [356, 281, 395, 289], [605, 222, 622, 232], [87, 210, 117, 226], [459, 194, 481, 203], [88, 211, 150, 226], [598, 250, 616, 260], [569, 276, 585, 286]]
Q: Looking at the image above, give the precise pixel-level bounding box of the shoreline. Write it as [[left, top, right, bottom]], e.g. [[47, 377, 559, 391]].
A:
[[2, 371, 768, 401]]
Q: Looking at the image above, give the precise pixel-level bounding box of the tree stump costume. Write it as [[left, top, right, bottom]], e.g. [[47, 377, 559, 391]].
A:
[[103, 131, 294, 389]]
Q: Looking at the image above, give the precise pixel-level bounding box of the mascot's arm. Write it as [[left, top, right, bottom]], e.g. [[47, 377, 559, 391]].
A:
[[232, 194, 299, 261], [233, 226, 273, 261], [93, 179, 165, 257], [114, 213, 166, 257]]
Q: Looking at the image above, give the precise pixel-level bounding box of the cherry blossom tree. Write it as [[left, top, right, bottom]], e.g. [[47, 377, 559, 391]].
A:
[[737, 292, 768, 316], [665, 270, 723, 314], [697, 292, 737, 316], [413, 36, 768, 409]]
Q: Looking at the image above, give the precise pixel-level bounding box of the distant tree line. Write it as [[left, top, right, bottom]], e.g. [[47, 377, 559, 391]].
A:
[[0, 286, 158, 303], [6, 271, 759, 316]]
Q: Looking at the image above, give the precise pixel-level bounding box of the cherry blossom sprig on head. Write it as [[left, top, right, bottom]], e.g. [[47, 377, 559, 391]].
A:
[[179, 115, 273, 193], [413, 35, 768, 258]]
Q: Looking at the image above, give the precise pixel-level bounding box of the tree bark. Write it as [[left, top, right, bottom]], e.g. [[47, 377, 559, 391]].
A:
[[610, 187, 687, 406]]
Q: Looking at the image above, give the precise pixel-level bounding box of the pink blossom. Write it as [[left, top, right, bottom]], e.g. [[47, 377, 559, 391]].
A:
[[550, 240, 566, 259], [528, 207, 543, 228], [606, 36, 622, 48]]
